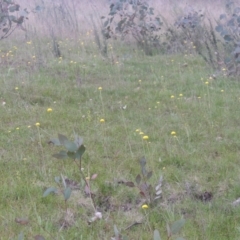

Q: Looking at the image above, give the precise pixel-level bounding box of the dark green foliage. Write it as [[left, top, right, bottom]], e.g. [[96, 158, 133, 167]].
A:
[[154, 219, 186, 240], [43, 187, 58, 197], [0, 0, 28, 40], [124, 157, 162, 205], [170, 219, 186, 235], [51, 134, 85, 160], [102, 0, 163, 55]]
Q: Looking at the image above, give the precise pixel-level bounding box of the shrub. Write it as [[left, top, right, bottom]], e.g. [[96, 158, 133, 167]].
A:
[[102, 0, 163, 55]]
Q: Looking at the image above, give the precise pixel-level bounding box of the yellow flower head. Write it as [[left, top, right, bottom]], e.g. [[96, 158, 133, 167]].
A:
[[171, 95, 175, 99], [179, 93, 183, 97], [15, 87, 18, 90], [221, 90, 224, 92], [98, 87, 102, 90], [171, 131, 176, 135], [141, 204, 149, 209], [143, 135, 149, 140], [139, 131, 144, 135], [47, 108, 53, 112], [35, 122, 40, 127], [100, 119, 105, 123], [136, 129, 140, 132], [205, 81, 209, 85]]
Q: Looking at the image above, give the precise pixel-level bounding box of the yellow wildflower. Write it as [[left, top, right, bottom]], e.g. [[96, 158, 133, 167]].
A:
[[142, 204, 149, 209]]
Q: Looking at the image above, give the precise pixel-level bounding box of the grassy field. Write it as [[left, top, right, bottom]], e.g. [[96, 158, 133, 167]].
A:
[[1, 5, 240, 239]]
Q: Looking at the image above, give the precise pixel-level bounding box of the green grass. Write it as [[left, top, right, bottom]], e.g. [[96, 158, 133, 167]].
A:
[[1, 36, 240, 240]]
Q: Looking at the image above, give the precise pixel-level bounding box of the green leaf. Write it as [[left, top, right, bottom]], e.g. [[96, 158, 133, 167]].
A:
[[67, 151, 76, 160], [114, 225, 119, 237], [52, 150, 68, 159], [135, 174, 141, 185], [54, 176, 61, 184], [147, 171, 153, 180], [125, 182, 135, 187], [74, 135, 83, 147], [18, 232, 24, 240], [104, 19, 109, 27], [58, 133, 68, 145], [170, 219, 186, 235], [9, 15, 16, 21], [141, 165, 147, 176], [64, 140, 78, 152], [149, 7, 154, 15], [75, 145, 86, 160], [224, 35, 232, 41], [43, 187, 58, 197], [153, 230, 161, 240], [64, 187, 72, 201], [140, 157, 146, 167], [48, 138, 61, 146], [4, 0, 14, 4], [9, 5, 19, 12], [215, 25, 223, 32], [219, 14, 226, 20]]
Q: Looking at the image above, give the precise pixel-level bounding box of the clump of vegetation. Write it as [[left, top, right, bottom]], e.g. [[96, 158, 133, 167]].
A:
[[46, 134, 100, 223], [122, 157, 163, 205], [215, 1, 240, 75], [0, 0, 28, 40], [102, 0, 163, 55], [162, 6, 204, 54]]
